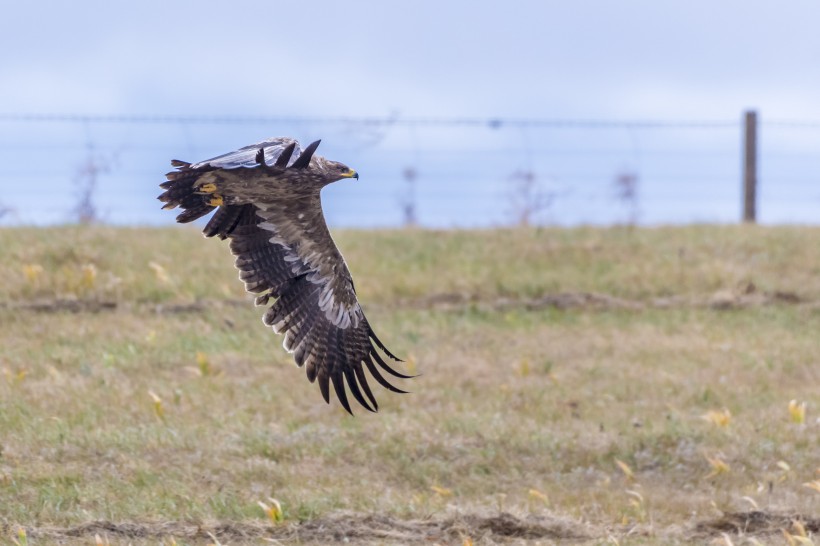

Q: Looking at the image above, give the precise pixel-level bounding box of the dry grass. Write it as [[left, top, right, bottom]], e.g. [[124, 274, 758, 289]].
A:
[[0, 225, 819, 545]]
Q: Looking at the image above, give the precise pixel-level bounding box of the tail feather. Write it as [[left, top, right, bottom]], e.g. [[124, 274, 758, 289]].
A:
[[158, 164, 217, 224]]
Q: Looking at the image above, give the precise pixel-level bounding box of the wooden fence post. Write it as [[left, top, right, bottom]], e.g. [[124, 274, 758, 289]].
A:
[[743, 110, 758, 223]]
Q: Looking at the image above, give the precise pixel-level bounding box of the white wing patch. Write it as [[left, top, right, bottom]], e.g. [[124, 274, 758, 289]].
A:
[[191, 137, 302, 170], [316, 284, 363, 330], [256, 209, 363, 330]]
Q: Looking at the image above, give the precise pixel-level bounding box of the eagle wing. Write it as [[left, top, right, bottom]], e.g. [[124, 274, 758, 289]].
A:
[[228, 200, 409, 413], [159, 138, 409, 413], [191, 137, 302, 170]]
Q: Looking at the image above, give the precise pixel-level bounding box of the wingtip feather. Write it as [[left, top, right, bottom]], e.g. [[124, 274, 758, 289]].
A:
[[353, 365, 379, 411], [344, 368, 376, 413], [370, 347, 415, 379], [332, 373, 354, 415], [364, 356, 409, 394], [318, 373, 331, 404]]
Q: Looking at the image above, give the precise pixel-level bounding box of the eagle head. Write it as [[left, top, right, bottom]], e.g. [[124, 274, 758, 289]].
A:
[[315, 157, 359, 184]]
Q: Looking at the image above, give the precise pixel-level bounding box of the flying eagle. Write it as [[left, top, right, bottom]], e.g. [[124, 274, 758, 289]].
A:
[[158, 137, 410, 413]]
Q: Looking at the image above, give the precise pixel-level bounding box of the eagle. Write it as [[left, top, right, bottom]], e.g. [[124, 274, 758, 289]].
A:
[[158, 137, 410, 413]]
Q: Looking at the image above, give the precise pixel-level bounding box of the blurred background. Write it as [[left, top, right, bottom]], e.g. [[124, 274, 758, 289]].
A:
[[1, 0, 818, 228]]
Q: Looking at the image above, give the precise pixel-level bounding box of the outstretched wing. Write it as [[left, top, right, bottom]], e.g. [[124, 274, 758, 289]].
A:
[[214, 201, 409, 413], [191, 137, 302, 170]]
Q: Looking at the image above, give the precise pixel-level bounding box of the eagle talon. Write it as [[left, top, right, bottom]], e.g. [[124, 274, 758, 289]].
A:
[[209, 195, 224, 207], [198, 182, 219, 194]]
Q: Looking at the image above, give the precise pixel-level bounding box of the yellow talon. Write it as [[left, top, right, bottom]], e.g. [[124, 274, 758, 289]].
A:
[[198, 182, 218, 194], [209, 195, 224, 207]]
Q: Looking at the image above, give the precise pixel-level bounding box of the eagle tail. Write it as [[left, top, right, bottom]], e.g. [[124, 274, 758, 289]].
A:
[[158, 164, 217, 224]]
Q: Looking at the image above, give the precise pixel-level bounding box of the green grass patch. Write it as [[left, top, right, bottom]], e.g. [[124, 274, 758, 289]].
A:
[[0, 225, 818, 544]]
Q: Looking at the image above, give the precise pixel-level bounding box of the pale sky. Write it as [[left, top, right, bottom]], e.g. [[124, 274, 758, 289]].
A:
[[1, 1, 819, 226]]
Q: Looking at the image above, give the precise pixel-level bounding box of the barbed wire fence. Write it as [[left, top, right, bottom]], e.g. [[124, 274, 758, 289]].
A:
[[0, 111, 817, 227]]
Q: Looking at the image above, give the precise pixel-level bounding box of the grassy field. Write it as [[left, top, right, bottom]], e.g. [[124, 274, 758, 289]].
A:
[[0, 225, 818, 545]]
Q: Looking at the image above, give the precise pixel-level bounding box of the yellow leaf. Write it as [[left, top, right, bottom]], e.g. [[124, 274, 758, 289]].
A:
[[258, 497, 284, 523], [792, 520, 808, 538], [615, 459, 634, 481], [625, 489, 644, 506], [528, 488, 549, 503], [803, 480, 820, 493], [23, 264, 43, 283], [196, 351, 211, 376], [705, 454, 730, 478], [148, 261, 171, 285], [783, 528, 814, 546], [148, 390, 165, 421], [782, 529, 797, 546], [10, 528, 27, 546], [81, 263, 97, 289], [789, 400, 806, 424], [431, 485, 453, 497], [4, 367, 27, 385], [517, 358, 531, 377], [701, 408, 732, 428]]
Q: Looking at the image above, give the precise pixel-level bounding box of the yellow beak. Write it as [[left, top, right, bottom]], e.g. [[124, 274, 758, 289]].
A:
[[340, 170, 359, 179]]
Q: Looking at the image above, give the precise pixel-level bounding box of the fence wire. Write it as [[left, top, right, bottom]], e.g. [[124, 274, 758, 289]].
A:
[[0, 114, 817, 227]]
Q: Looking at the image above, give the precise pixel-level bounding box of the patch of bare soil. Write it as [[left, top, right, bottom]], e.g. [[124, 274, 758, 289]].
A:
[[0, 298, 118, 313], [694, 510, 820, 538], [409, 288, 808, 312], [2, 287, 811, 315], [290, 511, 591, 543], [10, 512, 590, 544], [9, 510, 820, 544]]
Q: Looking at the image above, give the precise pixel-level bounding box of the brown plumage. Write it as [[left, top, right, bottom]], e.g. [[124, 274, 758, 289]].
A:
[[158, 137, 411, 413]]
